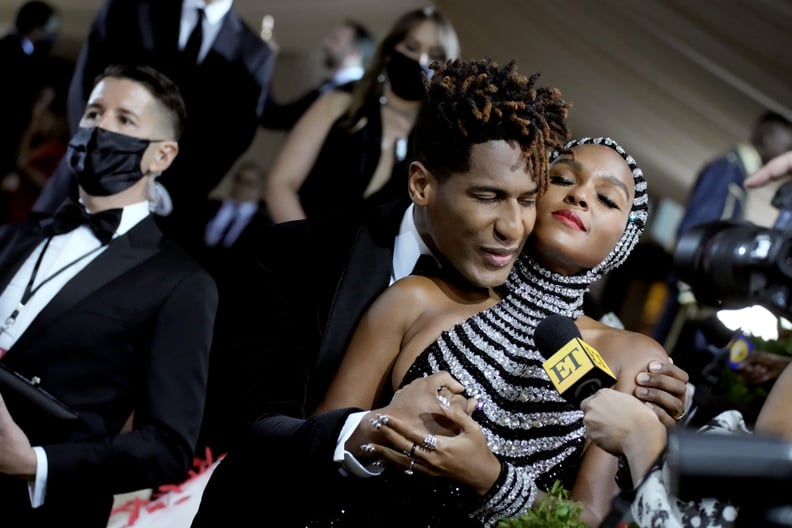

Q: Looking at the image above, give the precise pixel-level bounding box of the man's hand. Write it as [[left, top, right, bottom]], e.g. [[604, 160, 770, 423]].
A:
[[745, 151, 792, 188], [633, 360, 690, 427], [345, 371, 471, 462], [375, 391, 500, 496], [360, 375, 500, 495], [0, 393, 37, 480]]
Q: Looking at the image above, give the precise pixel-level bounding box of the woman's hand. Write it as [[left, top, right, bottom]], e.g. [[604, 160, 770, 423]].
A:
[[633, 359, 690, 427], [581, 388, 666, 486]]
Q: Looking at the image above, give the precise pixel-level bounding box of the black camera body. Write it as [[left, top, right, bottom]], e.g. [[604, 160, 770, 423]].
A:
[[673, 219, 792, 319], [674, 179, 792, 320]]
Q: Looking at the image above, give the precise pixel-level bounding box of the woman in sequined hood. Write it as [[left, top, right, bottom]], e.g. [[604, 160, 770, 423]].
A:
[[316, 133, 688, 527]]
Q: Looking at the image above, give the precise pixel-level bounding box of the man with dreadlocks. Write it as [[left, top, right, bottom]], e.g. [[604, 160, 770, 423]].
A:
[[191, 58, 688, 527]]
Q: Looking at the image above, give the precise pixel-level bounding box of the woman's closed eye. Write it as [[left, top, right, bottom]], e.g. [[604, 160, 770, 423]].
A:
[[549, 175, 573, 186], [598, 193, 619, 209]]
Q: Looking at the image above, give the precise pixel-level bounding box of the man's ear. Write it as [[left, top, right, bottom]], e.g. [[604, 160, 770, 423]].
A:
[[408, 161, 432, 205], [146, 141, 179, 174]]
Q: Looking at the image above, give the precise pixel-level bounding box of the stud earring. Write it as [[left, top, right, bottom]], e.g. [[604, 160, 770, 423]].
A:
[[628, 211, 638, 223]]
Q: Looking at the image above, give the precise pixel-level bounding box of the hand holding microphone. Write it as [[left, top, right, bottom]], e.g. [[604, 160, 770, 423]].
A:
[[535, 314, 617, 406]]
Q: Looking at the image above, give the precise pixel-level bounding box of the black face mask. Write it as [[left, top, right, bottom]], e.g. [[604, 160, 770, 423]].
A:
[[67, 127, 154, 196], [385, 50, 432, 102]]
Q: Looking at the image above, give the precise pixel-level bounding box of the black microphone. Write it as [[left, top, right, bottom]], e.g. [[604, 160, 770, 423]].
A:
[[535, 314, 617, 406]]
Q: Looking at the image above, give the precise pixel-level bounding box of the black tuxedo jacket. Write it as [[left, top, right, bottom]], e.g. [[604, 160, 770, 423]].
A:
[[33, 0, 276, 239], [199, 198, 407, 451], [194, 199, 413, 526], [0, 215, 218, 526]]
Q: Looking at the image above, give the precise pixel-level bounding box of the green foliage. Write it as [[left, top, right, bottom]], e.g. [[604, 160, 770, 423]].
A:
[[497, 480, 587, 528], [750, 335, 792, 358], [715, 366, 769, 404]]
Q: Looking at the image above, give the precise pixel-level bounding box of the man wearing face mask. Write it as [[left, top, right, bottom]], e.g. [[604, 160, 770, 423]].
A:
[[0, 64, 218, 527], [263, 7, 461, 223]]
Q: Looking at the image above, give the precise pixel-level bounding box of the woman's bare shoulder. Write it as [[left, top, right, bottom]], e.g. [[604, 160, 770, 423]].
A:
[[579, 317, 668, 379]]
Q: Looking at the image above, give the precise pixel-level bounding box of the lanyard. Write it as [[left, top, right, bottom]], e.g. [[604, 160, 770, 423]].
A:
[[1, 237, 105, 335]]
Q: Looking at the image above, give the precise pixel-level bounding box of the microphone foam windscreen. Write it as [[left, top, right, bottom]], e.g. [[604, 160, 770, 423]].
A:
[[535, 314, 580, 354]]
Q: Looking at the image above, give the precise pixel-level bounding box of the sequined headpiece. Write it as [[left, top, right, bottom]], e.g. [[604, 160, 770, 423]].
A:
[[549, 136, 648, 280]]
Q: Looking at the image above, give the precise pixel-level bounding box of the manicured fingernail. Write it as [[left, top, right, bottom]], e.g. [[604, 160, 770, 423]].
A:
[[636, 387, 649, 397], [649, 361, 663, 371], [637, 373, 650, 383]]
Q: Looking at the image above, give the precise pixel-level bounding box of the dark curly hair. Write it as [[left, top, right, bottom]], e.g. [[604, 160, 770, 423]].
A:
[[413, 57, 571, 191]]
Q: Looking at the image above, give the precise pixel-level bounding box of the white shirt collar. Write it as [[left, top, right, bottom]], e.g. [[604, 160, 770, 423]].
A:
[[182, 0, 232, 22], [391, 203, 433, 284], [180, 0, 233, 61], [220, 199, 257, 218], [116, 201, 151, 236]]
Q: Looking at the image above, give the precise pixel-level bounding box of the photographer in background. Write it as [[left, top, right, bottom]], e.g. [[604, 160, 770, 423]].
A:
[[726, 149, 792, 387], [653, 112, 792, 380]]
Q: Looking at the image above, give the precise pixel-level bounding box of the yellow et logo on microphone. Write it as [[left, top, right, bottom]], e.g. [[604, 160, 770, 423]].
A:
[[543, 338, 616, 393]]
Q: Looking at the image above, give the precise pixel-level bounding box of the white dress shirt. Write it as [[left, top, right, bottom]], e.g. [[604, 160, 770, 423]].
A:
[[0, 201, 150, 507], [204, 200, 257, 248], [179, 0, 232, 64], [335, 203, 434, 477]]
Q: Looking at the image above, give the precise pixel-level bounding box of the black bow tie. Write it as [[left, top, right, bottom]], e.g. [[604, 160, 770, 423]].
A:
[[47, 199, 122, 245]]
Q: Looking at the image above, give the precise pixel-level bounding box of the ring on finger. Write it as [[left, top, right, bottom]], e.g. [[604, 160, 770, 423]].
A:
[[369, 413, 389, 429], [436, 394, 450, 408], [408, 442, 418, 458], [404, 457, 415, 476], [422, 433, 437, 451], [673, 408, 688, 422]]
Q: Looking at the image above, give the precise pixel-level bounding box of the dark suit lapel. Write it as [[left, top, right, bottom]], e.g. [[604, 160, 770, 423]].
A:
[[307, 200, 408, 410], [141, 0, 181, 53], [207, 8, 241, 63], [10, 218, 161, 354]]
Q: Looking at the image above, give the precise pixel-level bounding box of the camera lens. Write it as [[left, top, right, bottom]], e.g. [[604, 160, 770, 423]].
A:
[[673, 220, 790, 312]]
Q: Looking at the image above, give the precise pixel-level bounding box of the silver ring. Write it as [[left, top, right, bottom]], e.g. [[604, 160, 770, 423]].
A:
[[436, 394, 450, 408], [437, 385, 447, 393], [369, 413, 389, 429], [408, 442, 418, 458], [422, 433, 437, 451], [404, 457, 415, 476]]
